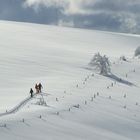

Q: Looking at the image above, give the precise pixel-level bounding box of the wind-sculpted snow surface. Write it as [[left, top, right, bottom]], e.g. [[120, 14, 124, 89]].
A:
[[0, 21, 140, 140]]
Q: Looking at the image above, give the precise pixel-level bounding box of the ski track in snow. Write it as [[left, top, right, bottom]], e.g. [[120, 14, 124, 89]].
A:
[[0, 93, 49, 117], [0, 96, 32, 117]]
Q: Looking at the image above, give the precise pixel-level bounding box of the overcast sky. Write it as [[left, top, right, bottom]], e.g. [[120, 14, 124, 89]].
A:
[[0, 0, 140, 34]]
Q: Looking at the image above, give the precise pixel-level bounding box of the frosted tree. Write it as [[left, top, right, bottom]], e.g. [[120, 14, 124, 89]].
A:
[[135, 46, 140, 56], [89, 53, 111, 75]]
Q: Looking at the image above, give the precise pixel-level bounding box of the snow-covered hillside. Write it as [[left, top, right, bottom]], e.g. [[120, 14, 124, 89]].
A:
[[0, 20, 140, 140]]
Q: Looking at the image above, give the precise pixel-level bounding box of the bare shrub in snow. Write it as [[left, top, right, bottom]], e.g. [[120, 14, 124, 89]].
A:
[[89, 53, 111, 75], [36, 96, 47, 106], [120, 55, 127, 61], [135, 46, 140, 56]]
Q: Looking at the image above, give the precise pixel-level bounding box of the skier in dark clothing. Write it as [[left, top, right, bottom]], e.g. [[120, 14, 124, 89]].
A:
[[38, 83, 43, 93], [30, 88, 34, 98]]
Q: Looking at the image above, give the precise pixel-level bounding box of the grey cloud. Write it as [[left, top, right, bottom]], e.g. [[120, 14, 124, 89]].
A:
[[67, 13, 121, 31], [84, 0, 140, 13], [0, 0, 63, 24], [0, 0, 140, 34]]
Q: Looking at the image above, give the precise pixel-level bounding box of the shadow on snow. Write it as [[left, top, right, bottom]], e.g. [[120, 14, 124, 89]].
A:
[[105, 73, 135, 86]]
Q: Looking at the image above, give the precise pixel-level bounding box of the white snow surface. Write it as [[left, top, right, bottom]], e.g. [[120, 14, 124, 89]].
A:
[[0, 21, 140, 140]]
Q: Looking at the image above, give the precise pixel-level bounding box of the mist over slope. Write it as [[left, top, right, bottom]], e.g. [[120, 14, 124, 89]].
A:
[[0, 21, 140, 140]]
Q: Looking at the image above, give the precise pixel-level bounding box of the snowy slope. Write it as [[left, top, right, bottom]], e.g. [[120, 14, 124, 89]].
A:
[[0, 20, 140, 140]]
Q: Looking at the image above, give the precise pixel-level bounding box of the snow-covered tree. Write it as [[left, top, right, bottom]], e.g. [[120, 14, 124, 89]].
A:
[[135, 46, 140, 57], [89, 53, 111, 75]]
